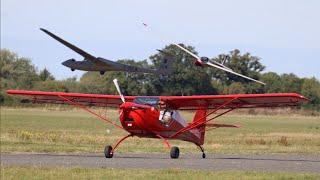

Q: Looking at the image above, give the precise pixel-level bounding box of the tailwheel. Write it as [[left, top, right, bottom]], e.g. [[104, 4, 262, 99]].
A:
[[198, 145, 206, 159], [170, 146, 180, 159], [104, 145, 113, 158]]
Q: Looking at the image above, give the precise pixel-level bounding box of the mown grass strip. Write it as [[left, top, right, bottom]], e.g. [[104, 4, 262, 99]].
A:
[[1, 166, 320, 180], [1, 108, 319, 154]]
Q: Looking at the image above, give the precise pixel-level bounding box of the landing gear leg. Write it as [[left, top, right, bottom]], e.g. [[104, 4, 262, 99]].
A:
[[197, 145, 206, 159], [104, 134, 132, 159], [154, 134, 180, 159]]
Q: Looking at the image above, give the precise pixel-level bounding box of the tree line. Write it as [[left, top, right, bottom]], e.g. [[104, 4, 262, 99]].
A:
[[1, 46, 319, 110]]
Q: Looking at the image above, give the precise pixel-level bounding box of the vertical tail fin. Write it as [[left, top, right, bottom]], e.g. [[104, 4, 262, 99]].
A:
[[156, 49, 174, 75], [192, 109, 207, 145]]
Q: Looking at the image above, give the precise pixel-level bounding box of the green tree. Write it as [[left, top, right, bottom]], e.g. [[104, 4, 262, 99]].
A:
[[33, 80, 69, 92], [80, 72, 111, 94], [1, 49, 39, 89], [261, 72, 283, 93], [280, 73, 302, 93], [224, 82, 246, 94], [149, 44, 217, 95], [39, 68, 55, 81], [301, 77, 320, 109], [210, 49, 265, 86], [1, 49, 40, 104]]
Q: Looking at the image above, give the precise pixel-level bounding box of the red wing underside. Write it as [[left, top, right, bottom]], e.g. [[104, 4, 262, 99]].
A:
[[7, 90, 308, 109], [7, 90, 135, 107], [161, 93, 308, 110]]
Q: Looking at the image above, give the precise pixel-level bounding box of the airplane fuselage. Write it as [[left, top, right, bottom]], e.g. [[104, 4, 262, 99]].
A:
[[118, 101, 202, 145], [62, 58, 157, 74], [62, 59, 107, 71]]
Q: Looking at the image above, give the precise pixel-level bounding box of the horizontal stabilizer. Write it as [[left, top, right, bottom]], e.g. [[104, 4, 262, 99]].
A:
[[206, 123, 240, 128]]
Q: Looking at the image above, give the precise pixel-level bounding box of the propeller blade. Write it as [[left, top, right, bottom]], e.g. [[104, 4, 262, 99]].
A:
[[206, 61, 266, 85], [113, 79, 125, 103]]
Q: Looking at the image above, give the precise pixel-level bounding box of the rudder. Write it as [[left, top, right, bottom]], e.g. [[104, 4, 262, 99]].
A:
[[192, 109, 207, 145]]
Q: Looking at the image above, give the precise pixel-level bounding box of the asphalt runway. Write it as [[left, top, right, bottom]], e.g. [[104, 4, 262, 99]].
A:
[[1, 153, 320, 173]]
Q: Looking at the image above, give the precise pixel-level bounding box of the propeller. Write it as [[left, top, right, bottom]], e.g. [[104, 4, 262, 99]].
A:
[[113, 79, 125, 103], [141, 23, 265, 85]]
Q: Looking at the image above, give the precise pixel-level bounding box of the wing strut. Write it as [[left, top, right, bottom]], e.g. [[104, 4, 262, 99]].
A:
[[58, 95, 125, 130], [170, 97, 239, 138]]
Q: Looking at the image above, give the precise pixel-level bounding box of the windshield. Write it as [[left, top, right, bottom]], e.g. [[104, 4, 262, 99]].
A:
[[133, 97, 159, 107]]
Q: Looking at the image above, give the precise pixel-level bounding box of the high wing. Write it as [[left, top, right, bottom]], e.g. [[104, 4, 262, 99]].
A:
[[7, 90, 135, 107], [7, 90, 308, 109], [40, 28, 170, 74], [40, 28, 102, 65], [160, 93, 308, 110]]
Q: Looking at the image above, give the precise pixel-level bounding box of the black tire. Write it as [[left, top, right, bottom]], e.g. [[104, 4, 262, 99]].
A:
[[202, 153, 206, 159], [170, 146, 179, 159], [104, 145, 113, 158]]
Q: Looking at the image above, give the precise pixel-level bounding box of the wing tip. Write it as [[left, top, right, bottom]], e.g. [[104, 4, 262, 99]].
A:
[[39, 28, 47, 32]]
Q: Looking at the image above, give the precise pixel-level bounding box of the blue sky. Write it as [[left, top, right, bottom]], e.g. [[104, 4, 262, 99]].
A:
[[1, 0, 319, 80]]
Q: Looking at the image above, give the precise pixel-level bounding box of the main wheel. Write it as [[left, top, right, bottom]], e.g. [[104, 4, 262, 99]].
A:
[[104, 145, 113, 158], [202, 153, 206, 159], [170, 146, 179, 159]]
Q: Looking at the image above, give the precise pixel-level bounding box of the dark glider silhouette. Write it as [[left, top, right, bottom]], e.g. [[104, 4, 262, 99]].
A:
[[40, 28, 173, 75]]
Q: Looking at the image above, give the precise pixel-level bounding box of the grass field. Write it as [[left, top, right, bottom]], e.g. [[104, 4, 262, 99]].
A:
[[1, 107, 319, 154], [1, 166, 320, 180]]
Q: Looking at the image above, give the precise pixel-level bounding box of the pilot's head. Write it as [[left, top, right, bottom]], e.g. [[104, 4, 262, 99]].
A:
[[158, 100, 166, 109]]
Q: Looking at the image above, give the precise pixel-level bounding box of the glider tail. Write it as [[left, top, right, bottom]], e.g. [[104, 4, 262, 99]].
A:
[[156, 50, 174, 75], [192, 109, 207, 145]]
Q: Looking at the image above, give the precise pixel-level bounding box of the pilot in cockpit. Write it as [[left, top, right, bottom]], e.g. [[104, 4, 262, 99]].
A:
[[158, 100, 172, 126], [158, 100, 166, 110]]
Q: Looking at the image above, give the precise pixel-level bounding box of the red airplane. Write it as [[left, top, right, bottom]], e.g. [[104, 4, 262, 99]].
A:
[[6, 80, 308, 159]]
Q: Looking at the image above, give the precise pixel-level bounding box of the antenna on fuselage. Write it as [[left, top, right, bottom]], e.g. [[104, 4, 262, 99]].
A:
[[113, 79, 125, 103]]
